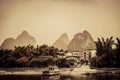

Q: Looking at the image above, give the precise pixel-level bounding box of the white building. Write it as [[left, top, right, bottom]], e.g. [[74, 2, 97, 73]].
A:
[[83, 49, 96, 61], [64, 49, 96, 61]]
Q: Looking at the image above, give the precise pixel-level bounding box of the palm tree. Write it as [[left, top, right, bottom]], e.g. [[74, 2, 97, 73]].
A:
[[95, 37, 114, 67], [114, 38, 120, 67]]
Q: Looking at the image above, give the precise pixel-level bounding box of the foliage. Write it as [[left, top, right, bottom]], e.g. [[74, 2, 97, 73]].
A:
[[0, 44, 66, 68], [91, 37, 120, 68], [56, 58, 70, 68]]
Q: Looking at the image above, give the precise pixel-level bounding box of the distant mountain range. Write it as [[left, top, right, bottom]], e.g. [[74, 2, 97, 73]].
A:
[[53, 33, 70, 50], [67, 30, 96, 51], [53, 30, 96, 51], [0, 30, 96, 51], [0, 31, 36, 50]]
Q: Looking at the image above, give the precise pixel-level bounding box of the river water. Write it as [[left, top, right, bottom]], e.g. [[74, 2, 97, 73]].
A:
[[0, 74, 120, 80], [0, 68, 120, 80]]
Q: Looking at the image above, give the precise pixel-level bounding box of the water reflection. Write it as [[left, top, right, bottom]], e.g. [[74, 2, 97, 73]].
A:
[[83, 72, 120, 80], [42, 75, 60, 80], [1, 73, 120, 80]]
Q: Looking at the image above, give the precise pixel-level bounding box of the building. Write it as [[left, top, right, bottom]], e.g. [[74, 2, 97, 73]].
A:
[[83, 49, 96, 61], [58, 49, 96, 64], [65, 49, 96, 61]]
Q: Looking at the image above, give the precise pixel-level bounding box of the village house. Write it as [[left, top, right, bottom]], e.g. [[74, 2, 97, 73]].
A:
[[83, 49, 96, 61], [57, 49, 96, 65], [64, 49, 96, 62]]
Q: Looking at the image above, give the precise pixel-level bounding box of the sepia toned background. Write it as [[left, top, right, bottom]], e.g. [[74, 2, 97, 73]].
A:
[[0, 0, 120, 45]]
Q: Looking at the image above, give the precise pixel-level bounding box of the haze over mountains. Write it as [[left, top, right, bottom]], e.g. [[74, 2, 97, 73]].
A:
[[67, 31, 96, 51], [54, 30, 96, 51], [0, 31, 36, 50], [0, 30, 96, 51], [53, 33, 70, 50]]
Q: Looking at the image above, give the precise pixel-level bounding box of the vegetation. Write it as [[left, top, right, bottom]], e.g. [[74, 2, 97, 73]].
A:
[[1, 37, 120, 68], [0, 44, 72, 68], [90, 37, 120, 68]]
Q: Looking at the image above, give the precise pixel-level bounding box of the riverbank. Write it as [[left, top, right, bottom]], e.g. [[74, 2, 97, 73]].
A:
[[61, 65, 96, 76], [1, 66, 120, 76], [0, 66, 94, 76]]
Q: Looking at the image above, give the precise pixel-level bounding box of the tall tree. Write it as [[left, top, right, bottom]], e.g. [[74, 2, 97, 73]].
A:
[[114, 38, 120, 67], [95, 37, 114, 67]]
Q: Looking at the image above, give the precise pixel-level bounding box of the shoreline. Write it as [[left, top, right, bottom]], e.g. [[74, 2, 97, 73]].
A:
[[1, 67, 120, 76]]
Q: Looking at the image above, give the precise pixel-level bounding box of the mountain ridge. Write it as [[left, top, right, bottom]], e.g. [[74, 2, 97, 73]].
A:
[[67, 30, 96, 51], [0, 30, 96, 51], [0, 31, 36, 50], [53, 33, 70, 50]]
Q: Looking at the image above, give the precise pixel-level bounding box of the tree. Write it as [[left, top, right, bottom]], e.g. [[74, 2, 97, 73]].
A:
[[56, 58, 70, 67], [94, 37, 114, 67], [0, 44, 65, 68], [95, 37, 114, 57], [114, 38, 120, 67]]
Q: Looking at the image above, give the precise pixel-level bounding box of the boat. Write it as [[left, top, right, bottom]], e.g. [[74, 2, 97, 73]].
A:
[[42, 65, 61, 76]]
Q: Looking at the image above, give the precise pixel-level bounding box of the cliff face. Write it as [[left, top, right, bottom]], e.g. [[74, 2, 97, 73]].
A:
[[53, 33, 70, 50], [68, 30, 96, 51], [0, 31, 36, 50]]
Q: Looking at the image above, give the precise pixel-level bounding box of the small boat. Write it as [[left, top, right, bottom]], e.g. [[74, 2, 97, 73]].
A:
[[42, 65, 61, 76]]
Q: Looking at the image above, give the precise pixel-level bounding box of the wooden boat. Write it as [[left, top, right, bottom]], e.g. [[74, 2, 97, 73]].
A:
[[42, 65, 61, 76]]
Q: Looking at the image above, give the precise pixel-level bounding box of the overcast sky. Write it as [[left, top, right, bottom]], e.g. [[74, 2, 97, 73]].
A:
[[0, 0, 120, 45]]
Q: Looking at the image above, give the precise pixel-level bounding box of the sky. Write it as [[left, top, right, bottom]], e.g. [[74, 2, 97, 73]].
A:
[[0, 0, 120, 45]]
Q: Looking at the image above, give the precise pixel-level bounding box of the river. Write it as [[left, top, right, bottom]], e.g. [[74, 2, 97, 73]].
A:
[[0, 67, 120, 80]]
